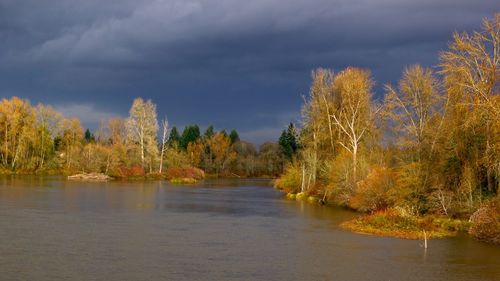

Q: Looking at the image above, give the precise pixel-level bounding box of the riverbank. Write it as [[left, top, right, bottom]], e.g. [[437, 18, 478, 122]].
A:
[[0, 167, 275, 185], [282, 190, 499, 244]]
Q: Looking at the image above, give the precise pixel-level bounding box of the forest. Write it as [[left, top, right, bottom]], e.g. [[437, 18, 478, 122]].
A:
[[275, 14, 499, 243], [0, 97, 286, 179]]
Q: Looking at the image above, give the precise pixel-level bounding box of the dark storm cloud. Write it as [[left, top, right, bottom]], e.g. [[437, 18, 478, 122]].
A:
[[0, 0, 497, 143]]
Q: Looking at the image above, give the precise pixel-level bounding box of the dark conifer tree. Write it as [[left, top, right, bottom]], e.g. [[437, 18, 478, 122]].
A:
[[229, 129, 240, 144]]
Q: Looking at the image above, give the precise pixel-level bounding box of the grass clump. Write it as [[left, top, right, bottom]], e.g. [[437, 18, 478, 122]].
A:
[[170, 177, 198, 184], [341, 208, 469, 240]]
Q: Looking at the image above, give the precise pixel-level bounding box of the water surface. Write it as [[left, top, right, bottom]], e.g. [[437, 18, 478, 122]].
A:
[[0, 177, 499, 281]]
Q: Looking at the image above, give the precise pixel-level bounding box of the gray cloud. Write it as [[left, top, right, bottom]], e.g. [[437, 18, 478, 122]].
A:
[[0, 0, 497, 143], [54, 103, 121, 125]]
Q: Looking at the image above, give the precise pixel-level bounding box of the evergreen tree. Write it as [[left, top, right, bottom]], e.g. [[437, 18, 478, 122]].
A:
[[180, 125, 201, 150], [229, 129, 240, 144], [84, 128, 95, 143], [168, 126, 181, 145], [279, 123, 298, 160], [204, 125, 215, 139]]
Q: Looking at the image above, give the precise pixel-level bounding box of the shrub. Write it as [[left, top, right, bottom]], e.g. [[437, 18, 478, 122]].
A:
[[387, 162, 429, 214], [327, 151, 354, 206], [274, 163, 301, 193], [114, 165, 145, 178], [469, 197, 500, 244], [349, 166, 396, 212], [165, 166, 205, 180]]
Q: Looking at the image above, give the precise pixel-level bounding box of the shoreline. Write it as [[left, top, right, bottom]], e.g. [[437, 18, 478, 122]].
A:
[[281, 190, 473, 241], [0, 172, 276, 183]]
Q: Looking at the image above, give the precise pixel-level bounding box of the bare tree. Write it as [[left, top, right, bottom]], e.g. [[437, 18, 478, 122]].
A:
[[330, 67, 373, 183], [159, 117, 169, 173], [383, 65, 442, 161], [126, 98, 159, 172]]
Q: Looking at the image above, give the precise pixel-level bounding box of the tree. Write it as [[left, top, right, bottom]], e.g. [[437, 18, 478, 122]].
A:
[[204, 125, 215, 139], [330, 67, 374, 183], [278, 123, 298, 160], [440, 13, 500, 194], [187, 139, 204, 167], [384, 65, 443, 160], [107, 117, 127, 145], [232, 141, 258, 176], [34, 104, 62, 169], [207, 132, 237, 176], [60, 117, 83, 170], [383, 65, 444, 210], [229, 129, 240, 144], [159, 117, 169, 173], [95, 117, 128, 171], [180, 125, 200, 150], [298, 69, 338, 193], [126, 98, 159, 172], [84, 129, 95, 143], [258, 142, 285, 176], [81, 142, 116, 174], [0, 97, 38, 170], [168, 126, 181, 145], [440, 13, 499, 119], [306, 68, 337, 155]]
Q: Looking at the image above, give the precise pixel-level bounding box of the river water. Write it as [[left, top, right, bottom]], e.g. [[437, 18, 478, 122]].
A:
[[0, 177, 499, 281]]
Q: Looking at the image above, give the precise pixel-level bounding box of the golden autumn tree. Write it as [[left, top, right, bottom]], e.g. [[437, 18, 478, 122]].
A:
[[0, 97, 36, 170], [383, 65, 444, 210], [187, 139, 204, 168], [384, 65, 443, 161], [440, 13, 500, 195], [34, 104, 62, 169], [330, 67, 374, 184], [95, 117, 129, 174], [299, 68, 338, 192], [60, 117, 84, 170], [440, 13, 499, 118], [207, 132, 237, 176]]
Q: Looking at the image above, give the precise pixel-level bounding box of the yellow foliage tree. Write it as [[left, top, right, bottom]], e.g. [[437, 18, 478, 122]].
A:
[[207, 132, 237, 176]]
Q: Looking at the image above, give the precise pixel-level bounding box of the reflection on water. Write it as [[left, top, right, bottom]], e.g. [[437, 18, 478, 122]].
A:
[[0, 176, 499, 281]]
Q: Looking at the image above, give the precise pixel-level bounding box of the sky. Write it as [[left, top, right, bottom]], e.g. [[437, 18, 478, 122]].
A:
[[0, 0, 497, 144]]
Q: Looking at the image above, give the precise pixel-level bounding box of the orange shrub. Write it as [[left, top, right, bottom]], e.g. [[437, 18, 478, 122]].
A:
[[469, 197, 500, 244], [165, 167, 205, 180], [350, 166, 396, 212], [115, 165, 146, 178]]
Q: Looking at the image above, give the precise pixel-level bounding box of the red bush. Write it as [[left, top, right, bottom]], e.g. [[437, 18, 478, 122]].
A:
[[116, 165, 146, 177], [165, 167, 205, 180]]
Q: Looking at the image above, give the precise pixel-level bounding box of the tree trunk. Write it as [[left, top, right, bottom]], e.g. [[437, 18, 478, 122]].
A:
[[352, 144, 357, 184]]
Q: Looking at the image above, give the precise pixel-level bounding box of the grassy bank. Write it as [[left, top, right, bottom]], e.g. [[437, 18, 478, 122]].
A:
[[282, 190, 472, 240], [340, 208, 470, 239]]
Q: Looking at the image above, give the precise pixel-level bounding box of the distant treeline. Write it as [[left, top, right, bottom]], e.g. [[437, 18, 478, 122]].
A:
[[0, 97, 286, 177], [276, 13, 500, 223]]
